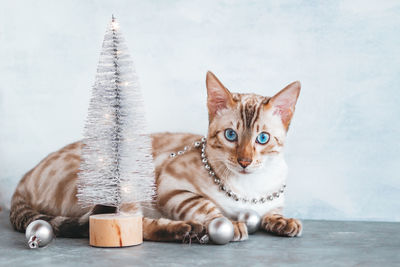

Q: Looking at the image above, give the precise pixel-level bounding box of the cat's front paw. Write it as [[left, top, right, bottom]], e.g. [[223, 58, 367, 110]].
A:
[[172, 220, 206, 242], [261, 214, 302, 237], [231, 221, 249, 242]]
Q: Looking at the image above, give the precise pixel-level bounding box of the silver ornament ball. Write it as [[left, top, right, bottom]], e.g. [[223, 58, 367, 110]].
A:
[[25, 220, 54, 249], [237, 209, 261, 234], [208, 217, 234, 245]]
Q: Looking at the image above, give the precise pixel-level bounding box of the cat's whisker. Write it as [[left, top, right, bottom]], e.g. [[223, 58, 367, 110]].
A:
[[212, 164, 229, 180]]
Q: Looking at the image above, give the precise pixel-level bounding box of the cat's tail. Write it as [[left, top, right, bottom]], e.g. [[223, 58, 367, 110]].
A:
[[9, 190, 96, 238], [9, 191, 207, 242]]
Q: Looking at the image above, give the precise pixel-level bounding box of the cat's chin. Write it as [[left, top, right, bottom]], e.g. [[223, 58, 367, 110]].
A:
[[230, 167, 260, 176], [239, 169, 251, 175], [223, 163, 263, 176]]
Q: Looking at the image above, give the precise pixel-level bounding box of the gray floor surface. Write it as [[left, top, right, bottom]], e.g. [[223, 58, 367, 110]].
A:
[[0, 210, 399, 267]]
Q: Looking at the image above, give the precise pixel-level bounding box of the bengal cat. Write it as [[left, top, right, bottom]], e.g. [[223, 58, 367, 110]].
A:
[[10, 71, 302, 242]]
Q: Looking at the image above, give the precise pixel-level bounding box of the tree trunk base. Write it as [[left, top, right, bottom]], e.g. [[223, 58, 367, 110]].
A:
[[89, 213, 142, 247]]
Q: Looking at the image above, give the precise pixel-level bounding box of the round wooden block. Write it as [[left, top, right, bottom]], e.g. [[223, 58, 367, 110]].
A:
[[89, 213, 143, 247]]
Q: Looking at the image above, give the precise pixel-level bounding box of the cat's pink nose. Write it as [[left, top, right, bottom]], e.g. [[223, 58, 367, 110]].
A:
[[238, 158, 252, 168]]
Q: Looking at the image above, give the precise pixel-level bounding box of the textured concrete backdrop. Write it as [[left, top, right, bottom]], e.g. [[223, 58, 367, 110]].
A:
[[0, 0, 399, 221]]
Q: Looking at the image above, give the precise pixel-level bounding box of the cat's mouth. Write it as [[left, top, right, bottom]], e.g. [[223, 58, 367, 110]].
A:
[[232, 166, 257, 175], [239, 169, 250, 174], [232, 164, 264, 175], [225, 162, 257, 175]]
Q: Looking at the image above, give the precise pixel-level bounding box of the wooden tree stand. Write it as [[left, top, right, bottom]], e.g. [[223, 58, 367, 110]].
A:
[[89, 214, 142, 247]]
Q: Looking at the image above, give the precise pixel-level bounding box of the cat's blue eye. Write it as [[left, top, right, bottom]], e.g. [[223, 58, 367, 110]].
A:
[[224, 128, 238, 142], [256, 132, 270, 145]]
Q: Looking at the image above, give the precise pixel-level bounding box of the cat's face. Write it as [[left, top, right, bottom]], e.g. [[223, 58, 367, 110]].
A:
[[205, 71, 300, 176]]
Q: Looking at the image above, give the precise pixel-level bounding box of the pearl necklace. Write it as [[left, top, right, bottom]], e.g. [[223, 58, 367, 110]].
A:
[[169, 137, 286, 204]]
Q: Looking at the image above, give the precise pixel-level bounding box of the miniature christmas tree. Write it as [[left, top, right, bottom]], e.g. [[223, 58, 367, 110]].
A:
[[77, 16, 155, 247]]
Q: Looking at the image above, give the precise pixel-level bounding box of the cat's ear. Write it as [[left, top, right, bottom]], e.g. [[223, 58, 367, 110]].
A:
[[206, 71, 235, 119], [267, 81, 301, 130]]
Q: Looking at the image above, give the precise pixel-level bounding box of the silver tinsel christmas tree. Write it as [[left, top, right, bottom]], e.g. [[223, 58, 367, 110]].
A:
[[77, 16, 155, 212]]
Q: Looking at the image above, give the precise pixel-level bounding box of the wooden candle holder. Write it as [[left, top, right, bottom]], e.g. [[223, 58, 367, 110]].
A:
[[89, 214, 142, 247]]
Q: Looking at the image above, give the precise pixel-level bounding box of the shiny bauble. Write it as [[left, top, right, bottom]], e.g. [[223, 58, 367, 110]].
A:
[[237, 209, 261, 234], [208, 217, 234, 245], [25, 220, 54, 249]]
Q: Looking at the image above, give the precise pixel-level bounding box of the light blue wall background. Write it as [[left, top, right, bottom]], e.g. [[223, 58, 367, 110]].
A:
[[1, 0, 399, 221]]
